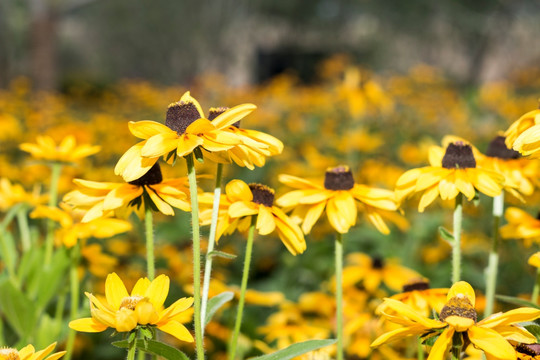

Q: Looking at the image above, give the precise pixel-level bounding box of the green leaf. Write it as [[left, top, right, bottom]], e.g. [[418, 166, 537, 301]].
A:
[[0, 278, 38, 338], [36, 248, 70, 309], [251, 339, 336, 360], [438, 226, 454, 244], [207, 250, 237, 260], [0, 231, 17, 277], [522, 321, 540, 341], [495, 295, 540, 309], [205, 291, 234, 327], [112, 339, 190, 360]]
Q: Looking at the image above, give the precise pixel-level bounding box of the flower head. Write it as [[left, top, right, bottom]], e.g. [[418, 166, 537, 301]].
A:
[[276, 166, 398, 234], [0, 178, 47, 211], [505, 109, 540, 158], [372, 281, 540, 359], [115, 92, 256, 181], [500, 207, 540, 247], [64, 162, 190, 222], [69, 273, 194, 342], [200, 179, 306, 255], [396, 141, 505, 212], [20, 135, 100, 163], [0, 342, 66, 360]]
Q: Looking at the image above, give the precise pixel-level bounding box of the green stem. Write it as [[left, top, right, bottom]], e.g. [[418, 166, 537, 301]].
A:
[[65, 245, 80, 360], [145, 208, 155, 281], [229, 218, 256, 360], [485, 192, 504, 316], [186, 154, 205, 360], [417, 337, 424, 360], [45, 162, 62, 266], [451, 331, 463, 360], [16, 206, 31, 252], [201, 163, 223, 335], [335, 233, 344, 360], [452, 193, 463, 284], [532, 267, 540, 304], [127, 337, 137, 360]]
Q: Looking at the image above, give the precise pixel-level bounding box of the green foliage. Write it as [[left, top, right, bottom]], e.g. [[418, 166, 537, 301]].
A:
[[251, 339, 336, 360], [113, 339, 190, 360], [205, 291, 234, 327]]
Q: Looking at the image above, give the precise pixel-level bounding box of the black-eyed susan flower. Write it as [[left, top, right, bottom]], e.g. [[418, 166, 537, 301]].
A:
[[500, 207, 540, 247], [19, 135, 100, 163], [381, 278, 448, 317], [0, 342, 66, 360], [115, 92, 255, 181], [505, 109, 540, 158], [69, 272, 194, 342], [30, 203, 132, 248], [342, 253, 422, 293], [0, 178, 48, 211], [372, 281, 540, 359], [276, 166, 398, 235], [395, 141, 504, 212], [200, 179, 306, 255], [516, 343, 540, 359], [64, 162, 190, 222], [202, 107, 284, 169]]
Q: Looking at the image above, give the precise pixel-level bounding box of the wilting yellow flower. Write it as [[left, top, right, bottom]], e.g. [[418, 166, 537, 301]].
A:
[[115, 91, 255, 181], [276, 166, 398, 235], [0, 342, 66, 360], [64, 163, 190, 222], [372, 281, 540, 359], [0, 178, 47, 211], [30, 203, 131, 247], [200, 179, 306, 255], [505, 109, 540, 158], [202, 107, 284, 169], [69, 273, 194, 342], [396, 142, 504, 212], [342, 253, 421, 293], [500, 207, 540, 247], [19, 135, 100, 163]]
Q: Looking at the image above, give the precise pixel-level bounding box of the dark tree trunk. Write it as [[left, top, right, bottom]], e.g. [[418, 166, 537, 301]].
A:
[[30, 0, 57, 91]]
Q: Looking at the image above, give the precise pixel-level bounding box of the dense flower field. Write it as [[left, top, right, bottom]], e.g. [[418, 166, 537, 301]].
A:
[[1, 57, 540, 360]]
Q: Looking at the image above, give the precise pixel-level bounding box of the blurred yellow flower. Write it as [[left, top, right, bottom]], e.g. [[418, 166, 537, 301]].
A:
[[64, 163, 190, 222], [19, 135, 100, 163], [0, 342, 66, 360], [500, 207, 540, 247], [69, 272, 194, 342], [115, 91, 255, 181], [396, 142, 504, 212], [0, 178, 47, 211], [505, 109, 540, 158], [277, 166, 398, 235], [381, 278, 448, 317], [528, 252, 540, 268], [372, 281, 540, 359]]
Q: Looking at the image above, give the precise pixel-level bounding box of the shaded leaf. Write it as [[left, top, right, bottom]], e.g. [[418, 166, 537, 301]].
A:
[[496, 295, 540, 309], [205, 291, 234, 327], [0, 278, 38, 338], [112, 339, 190, 360], [208, 250, 237, 260], [251, 339, 336, 360]]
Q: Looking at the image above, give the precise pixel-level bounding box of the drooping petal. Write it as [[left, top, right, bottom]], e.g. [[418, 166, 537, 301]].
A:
[[141, 133, 179, 158], [115, 142, 159, 182], [479, 307, 540, 328], [468, 326, 516, 359], [301, 201, 326, 234], [426, 327, 454, 360], [69, 317, 108, 332], [228, 201, 258, 218], [256, 206, 276, 235], [129, 121, 173, 139], [158, 321, 194, 342], [211, 103, 257, 129], [176, 134, 204, 157], [371, 324, 430, 347], [418, 185, 439, 213], [147, 188, 175, 216], [278, 174, 321, 189]]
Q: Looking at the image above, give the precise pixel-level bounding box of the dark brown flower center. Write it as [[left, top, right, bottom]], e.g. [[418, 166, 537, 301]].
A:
[[442, 142, 476, 169], [439, 295, 477, 322], [119, 295, 145, 310], [517, 343, 540, 356], [128, 162, 163, 186], [486, 136, 521, 160], [371, 256, 384, 269], [249, 183, 275, 207], [402, 279, 430, 292], [0, 349, 20, 360], [324, 166, 355, 190], [165, 100, 202, 134]]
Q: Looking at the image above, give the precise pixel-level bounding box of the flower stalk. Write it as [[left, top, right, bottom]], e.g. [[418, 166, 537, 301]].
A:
[[186, 153, 205, 360], [533, 268, 540, 305], [485, 192, 504, 316], [335, 232, 344, 360], [45, 162, 62, 266], [229, 217, 256, 360], [145, 207, 155, 281], [65, 245, 80, 360], [16, 206, 31, 252], [201, 163, 223, 335], [452, 193, 463, 284], [127, 336, 137, 360]]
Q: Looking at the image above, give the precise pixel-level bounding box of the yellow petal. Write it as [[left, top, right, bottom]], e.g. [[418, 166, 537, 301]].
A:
[[131, 278, 151, 296], [480, 307, 540, 328], [256, 206, 276, 235], [176, 134, 204, 157], [158, 321, 194, 342], [447, 281, 475, 306], [69, 317, 108, 332], [105, 273, 129, 310], [146, 274, 170, 309], [179, 91, 204, 118], [103, 185, 143, 211], [454, 170, 476, 200], [445, 316, 474, 332], [211, 103, 257, 129], [141, 133, 179, 158], [226, 180, 253, 202], [418, 185, 439, 212], [301, 201, 326, 234], [115, 308, 138, 332], [147, 188, 175, 216], [278, 174, 321, 189], [229, 202, 258, 218], [129, 121, 173, 139], [115, 142, 159, 182], [468, 326, 516, 359], [371, 324, 429, 347], [135, 300, 159, 325], [426, 327, 453, 360]]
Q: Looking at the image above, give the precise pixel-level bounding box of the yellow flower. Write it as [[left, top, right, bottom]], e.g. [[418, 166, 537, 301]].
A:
[[30, 203, 132, 247], [69, 273, 194, 342], [0, 342, 66, 360], [202, 107, 284, 169], [515, 343, 540, 359], [201, 179, 306, 255], [505, 109, 540, 158], [276, 166, 398, 235], [372, 281, 540, 359], [81, 243, 118, 278], [115, 91, 255, 181], [64, 163, 190, 222], [529, 253, 540, 268], [382, 278, 448, 318], [0, 178, 47, 211], [396, 141, 504, 212], [342, 253, 422, 293], [19, 135, 100, 163], [500, 207, 540, 247]]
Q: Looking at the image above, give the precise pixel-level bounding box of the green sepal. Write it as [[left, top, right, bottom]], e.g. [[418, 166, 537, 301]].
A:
[[438, 226, 454, 244], [250, 339, 336, 360]]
